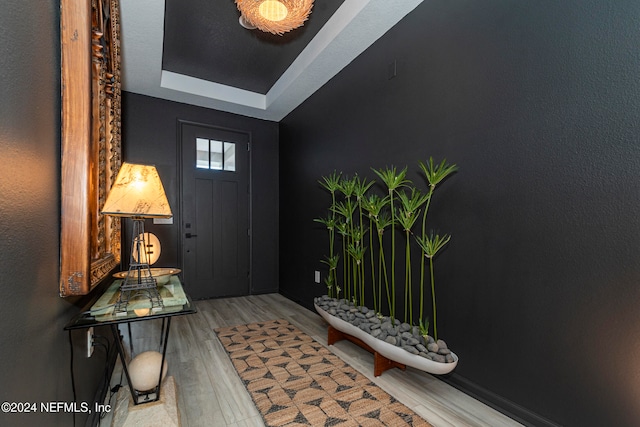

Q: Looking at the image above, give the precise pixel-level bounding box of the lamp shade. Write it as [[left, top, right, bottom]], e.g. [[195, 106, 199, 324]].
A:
[[101, 163, 172, 218]]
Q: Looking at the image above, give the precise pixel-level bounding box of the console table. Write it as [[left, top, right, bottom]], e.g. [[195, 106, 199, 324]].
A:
[[65, 276, 196, 406]]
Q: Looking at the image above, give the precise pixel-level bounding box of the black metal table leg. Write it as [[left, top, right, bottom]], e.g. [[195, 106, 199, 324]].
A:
[[110, 318, 173, 406]]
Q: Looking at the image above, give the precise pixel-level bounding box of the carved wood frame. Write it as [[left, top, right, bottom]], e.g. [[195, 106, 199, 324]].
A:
[[60, 0, 122, 296]]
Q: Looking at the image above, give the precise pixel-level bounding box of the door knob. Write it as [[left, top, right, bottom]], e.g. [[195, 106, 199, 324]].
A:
[[185, 233, 198, 238]]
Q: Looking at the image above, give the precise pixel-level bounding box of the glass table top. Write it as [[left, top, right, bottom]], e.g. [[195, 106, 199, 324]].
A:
[[65, 276, 197, 329]]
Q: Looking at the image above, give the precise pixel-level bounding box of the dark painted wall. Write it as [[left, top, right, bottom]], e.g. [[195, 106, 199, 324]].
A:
[[0, 2, 115, 426], [121, 92, 279, 295], [279, 1, 640, 426]]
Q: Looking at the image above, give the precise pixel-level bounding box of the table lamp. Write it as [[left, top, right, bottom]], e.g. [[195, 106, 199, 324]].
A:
[[101, 162, 172, 313]]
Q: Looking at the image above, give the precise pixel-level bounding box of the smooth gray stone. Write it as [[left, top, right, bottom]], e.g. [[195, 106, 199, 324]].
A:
[[402, 345, 419, 355], [432, 354, 447, 363], [405, 337, 419, 346], [437, 339, 448, 349], [427, 342, 439, 352], [385, 336, 397, 346], [401, 331, 413, 340]]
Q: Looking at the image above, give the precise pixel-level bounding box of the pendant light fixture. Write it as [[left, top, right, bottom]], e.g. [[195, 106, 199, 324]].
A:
[[236, 0, 314, 35]]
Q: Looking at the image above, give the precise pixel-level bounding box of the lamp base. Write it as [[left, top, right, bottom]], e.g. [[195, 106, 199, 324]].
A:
[[114, 218, 165, 314], [114, 286, 164, 314]]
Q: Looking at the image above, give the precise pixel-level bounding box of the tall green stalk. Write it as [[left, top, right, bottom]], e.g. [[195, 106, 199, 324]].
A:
[[353, 175, 373, 306], [416, 232, 451, 341], [362, 193, 388, 313], [396, 188, 428, 324], [372, 166, 409, 321], [369, 209, 377, 311], [314, 215, 337, 296], [317, 171, 342, 297], [417, 158, 458, 326], [376, 212, 392, 315], [336, 220, 349, 300], [347, 237, 366, 306], [337, 177, 357, 301], [320, 254, 339, 298]]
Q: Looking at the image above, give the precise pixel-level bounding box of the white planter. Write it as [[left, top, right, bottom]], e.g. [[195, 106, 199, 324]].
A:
[[315, 303, 458, 375]]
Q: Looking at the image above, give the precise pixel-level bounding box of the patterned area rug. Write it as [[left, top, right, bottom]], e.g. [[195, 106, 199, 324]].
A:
[[215, 319, 431, 427]]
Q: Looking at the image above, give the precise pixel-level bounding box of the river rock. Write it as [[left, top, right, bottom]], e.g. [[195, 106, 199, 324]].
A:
[[405, 337, 420, 346], [427, 342, 439, 352], [385, 336, 397, 346], [316, 297, 455, 364], [402, 345, 419, 355]]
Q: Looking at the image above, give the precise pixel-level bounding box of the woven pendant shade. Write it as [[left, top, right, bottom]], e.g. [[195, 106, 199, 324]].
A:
[[236, 0, 314, 35]]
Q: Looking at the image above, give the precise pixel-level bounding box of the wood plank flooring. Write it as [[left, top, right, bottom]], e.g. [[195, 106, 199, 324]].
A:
[[99, 293, 523, 427]]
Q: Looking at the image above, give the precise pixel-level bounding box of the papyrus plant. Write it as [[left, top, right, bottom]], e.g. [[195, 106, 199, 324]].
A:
[[362, 193, 389, 314], [316, 159, 457, 335], [416, 157, 458, 338], [396, 188, 429, 323], [371, 166, 410, 321], [315, 171, 341, 297]]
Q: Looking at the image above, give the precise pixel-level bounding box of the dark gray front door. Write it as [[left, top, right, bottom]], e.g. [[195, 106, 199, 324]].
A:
[[180, 122, 250, 299]]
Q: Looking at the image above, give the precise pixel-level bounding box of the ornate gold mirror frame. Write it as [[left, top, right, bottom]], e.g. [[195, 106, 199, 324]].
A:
[[60, 0, 122, 296]]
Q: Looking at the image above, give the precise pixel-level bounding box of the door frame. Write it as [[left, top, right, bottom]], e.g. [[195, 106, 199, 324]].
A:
[[176, 119, 253, 295]]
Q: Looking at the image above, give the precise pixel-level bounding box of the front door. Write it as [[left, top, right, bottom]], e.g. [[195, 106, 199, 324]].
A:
[[180, 122, 250, 299]]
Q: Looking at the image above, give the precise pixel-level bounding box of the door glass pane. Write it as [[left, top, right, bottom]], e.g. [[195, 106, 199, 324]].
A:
[[196, 138, 209, 169], [224, 142, 236, 171], [210, 140, 223, 170], [195, 138, 236, 171]]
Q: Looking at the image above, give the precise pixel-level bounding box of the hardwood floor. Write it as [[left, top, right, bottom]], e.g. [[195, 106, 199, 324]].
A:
[[100, 294, 523, 427]]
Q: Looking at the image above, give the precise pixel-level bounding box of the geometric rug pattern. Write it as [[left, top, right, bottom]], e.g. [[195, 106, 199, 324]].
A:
[[215, 319, 432, 427]]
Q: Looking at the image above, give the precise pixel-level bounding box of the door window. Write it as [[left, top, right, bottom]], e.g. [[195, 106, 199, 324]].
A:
[[196, 138, 236, 171]]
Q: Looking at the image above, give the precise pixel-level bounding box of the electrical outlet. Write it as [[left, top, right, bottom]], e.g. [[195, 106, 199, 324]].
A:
[[314, 271, 321, 283], [86, 327, 94, 358]]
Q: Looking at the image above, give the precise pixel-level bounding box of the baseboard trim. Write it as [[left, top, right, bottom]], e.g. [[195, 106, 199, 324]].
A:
[[438, 373, 560, 427]]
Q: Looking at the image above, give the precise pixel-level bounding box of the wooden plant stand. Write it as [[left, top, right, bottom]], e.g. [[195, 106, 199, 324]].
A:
[[327, 325, 406, 377]]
